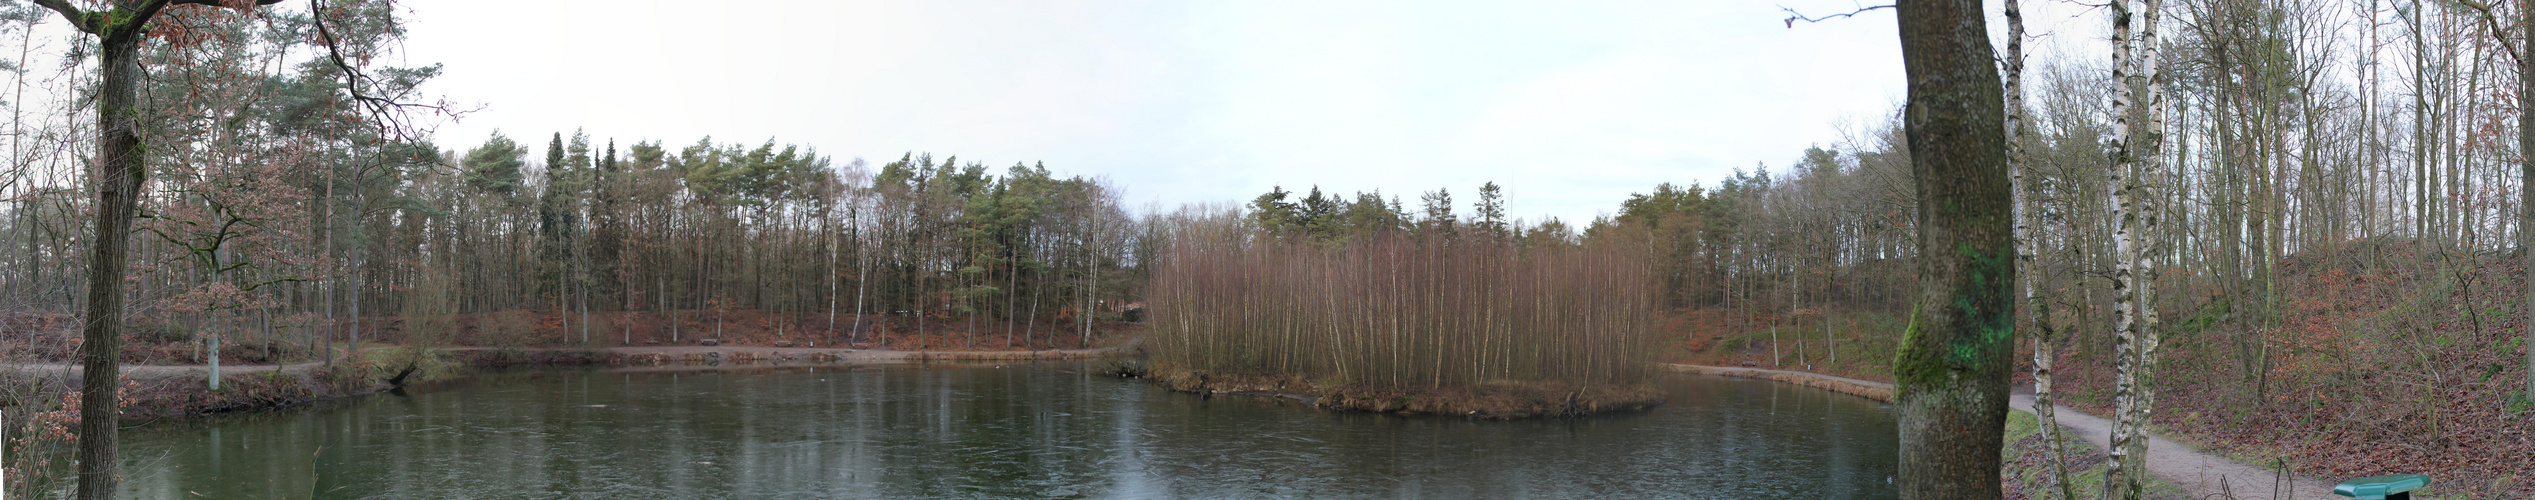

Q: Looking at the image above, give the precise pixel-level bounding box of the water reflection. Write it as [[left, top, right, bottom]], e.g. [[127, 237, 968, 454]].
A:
[[110, 363, 1897, 499]]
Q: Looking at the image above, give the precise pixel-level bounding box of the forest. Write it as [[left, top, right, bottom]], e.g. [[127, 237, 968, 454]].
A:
[[0, 2, 1172, 496], [1, 0, 2532, 497], [0, 32, 1150, 366]]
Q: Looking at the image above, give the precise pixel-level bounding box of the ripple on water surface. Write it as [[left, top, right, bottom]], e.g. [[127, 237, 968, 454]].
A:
[[105, 363, 1897, 499]]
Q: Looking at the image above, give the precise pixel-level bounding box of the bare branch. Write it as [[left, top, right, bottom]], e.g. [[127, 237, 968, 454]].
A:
[[2452, 0, 2524, 67], [309, 0, 466, 143], [38, 0, 272, 38], [1780, 4, 1894, 28], [27, 0, 91, 33]]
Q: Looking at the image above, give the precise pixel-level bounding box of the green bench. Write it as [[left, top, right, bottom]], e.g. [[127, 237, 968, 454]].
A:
[[2331, 473, 2428, 500]]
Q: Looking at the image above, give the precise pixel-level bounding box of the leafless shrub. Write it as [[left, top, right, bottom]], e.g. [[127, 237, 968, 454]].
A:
[[1149, 220, 1658, 389]]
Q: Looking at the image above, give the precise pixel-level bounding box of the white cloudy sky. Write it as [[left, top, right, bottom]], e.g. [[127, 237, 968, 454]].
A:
[[387, 0, 2106, 225]]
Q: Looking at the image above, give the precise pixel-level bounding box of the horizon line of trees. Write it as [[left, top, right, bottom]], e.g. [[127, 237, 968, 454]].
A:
[[3, 126, 1152, 355]]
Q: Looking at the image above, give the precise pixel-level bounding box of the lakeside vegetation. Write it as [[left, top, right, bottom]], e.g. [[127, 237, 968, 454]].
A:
[[1141, 191, 1663, 417]]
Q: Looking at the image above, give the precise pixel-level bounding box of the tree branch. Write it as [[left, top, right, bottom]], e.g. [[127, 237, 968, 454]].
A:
[[116, 0, 175, 39], [310, 0, 461, 144], [1781, 4, 1895, 28], [2453, 0, 2524, 67], [27, 0, 93, 33], [38, 0, 277, 37], [28, 0, 103, 33]]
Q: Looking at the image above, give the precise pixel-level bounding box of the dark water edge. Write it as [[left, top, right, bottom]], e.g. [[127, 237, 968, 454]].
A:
[[74, 362, 1897, 499]]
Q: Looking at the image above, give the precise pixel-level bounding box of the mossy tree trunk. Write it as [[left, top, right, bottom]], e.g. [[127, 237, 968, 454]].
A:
[[1892, 0, 2017, 498], [31, 1, 281, 498]]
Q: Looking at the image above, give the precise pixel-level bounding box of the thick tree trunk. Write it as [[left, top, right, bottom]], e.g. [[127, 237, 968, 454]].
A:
[[76, 31, 146, 500], [1892, 0, 2016, 498], [2521, 0, 2534, 403]]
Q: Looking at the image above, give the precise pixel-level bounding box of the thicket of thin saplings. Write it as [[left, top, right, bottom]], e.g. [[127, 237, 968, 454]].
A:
[[1147, 213, 1659, 401]]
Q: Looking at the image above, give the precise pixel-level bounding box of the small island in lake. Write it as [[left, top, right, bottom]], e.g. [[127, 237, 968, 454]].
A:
[[1138, 197, 1665, 418]]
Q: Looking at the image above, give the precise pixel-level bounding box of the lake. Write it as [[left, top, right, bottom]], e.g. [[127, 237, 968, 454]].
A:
[[103, 362, 1897, 499]]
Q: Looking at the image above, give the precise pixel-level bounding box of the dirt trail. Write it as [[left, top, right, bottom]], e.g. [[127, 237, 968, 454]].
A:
[[2006, 387, 2333, 500], [1665, 364, 2334, 499]]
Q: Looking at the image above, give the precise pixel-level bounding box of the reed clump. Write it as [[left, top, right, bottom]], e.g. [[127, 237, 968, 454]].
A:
[[1148, 222, 1662, 418]]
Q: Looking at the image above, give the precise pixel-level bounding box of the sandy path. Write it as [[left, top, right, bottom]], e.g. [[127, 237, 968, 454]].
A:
[[1666, 364, 2334, 499], [2005, 388, 2332, 500]]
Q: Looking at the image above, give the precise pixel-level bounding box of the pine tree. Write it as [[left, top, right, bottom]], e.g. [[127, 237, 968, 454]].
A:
[[1419, 188, 1456, 237], [1474, 182, 1508, 239], [461, 132, 526, 194]]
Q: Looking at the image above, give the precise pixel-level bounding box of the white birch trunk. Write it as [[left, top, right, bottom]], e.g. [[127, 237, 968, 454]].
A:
[[2005, 0, 2073, 497], [2124, 0, 2169, 490], [2103, 0, 2145, 498]]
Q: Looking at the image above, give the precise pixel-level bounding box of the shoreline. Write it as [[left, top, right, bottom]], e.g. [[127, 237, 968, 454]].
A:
[[1138, 366, 1665, 419], [1658, 363, 1895, 403], [2, 341, 1141, 420]]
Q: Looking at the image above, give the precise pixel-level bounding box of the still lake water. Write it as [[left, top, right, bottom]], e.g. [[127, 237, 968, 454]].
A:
[[108, 362, 1897, 499]]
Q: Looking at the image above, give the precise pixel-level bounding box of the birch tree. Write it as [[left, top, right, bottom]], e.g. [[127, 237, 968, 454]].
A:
[[2103, 0, 2144, 496], [2103, 0, 2168, 497], [2004, 0, 2076, 498]]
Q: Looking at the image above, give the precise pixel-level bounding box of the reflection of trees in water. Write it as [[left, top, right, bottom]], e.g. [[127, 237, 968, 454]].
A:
[[107, 364, 1896, 497]]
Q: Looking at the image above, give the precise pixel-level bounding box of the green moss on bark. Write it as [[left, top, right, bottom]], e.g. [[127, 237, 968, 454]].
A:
[[1892, 304, 1945, 395]]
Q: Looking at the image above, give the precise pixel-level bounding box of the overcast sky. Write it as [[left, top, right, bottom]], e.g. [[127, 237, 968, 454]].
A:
[[393, 1, 2102, 225]]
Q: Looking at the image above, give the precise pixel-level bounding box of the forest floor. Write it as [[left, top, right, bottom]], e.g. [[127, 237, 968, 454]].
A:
[[1672, 239, 2535, 498]]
